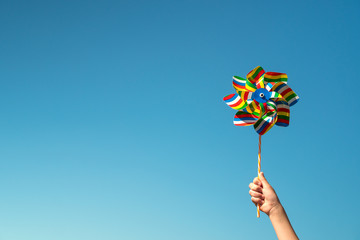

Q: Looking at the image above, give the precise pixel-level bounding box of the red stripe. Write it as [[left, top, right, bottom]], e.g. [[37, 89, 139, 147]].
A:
[[234, 123, 253, 126], [276, 107, 289, 112], [265, 72, 285, 76], [279, 87, 292, 96], [254, 69, 265, 81], [277, 118, 289, 124], [235, 113, 257, 119], [243, 92, 249, 99], [233, 81, 245, 87], [233, 83, 246, 90], [223, 94, 235, 101]]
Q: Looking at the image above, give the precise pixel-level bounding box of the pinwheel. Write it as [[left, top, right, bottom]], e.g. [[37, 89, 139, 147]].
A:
[[222, 66, 299, 217]]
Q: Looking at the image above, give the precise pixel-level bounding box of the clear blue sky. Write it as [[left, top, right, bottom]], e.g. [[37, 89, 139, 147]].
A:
[[0, 0, 359, 239]]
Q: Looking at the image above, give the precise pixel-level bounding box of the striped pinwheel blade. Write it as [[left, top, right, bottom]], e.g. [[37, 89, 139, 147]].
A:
[[274, 99, 290, 127], [232, 76, 247, 92], [233, 76, 257, 92], [270, 82, 299, 106], [254, 100, 277, 135], [223, 93, 248, 110], [245, 79, 257, 92], [238, 91, 253, 102], [234, 111, 260, 126], [269, 91, 281, 99], [247, 66, 265, 84], [264, 72, 288, 84], [243, 100, 260, 113], [256, 75, 265, 89]]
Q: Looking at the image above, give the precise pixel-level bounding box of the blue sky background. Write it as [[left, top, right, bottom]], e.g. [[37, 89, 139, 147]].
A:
[[0, 0, 359, 239]]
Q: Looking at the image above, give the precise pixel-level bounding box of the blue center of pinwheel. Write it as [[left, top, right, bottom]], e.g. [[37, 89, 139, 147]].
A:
[[252, 88, 270, 103]]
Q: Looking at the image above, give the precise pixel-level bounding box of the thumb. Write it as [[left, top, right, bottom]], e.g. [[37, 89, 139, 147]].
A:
[[259, 172, 271, 187]]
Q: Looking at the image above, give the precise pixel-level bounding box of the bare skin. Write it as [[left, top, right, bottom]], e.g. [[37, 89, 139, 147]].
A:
[[249, 172, 299, 240]]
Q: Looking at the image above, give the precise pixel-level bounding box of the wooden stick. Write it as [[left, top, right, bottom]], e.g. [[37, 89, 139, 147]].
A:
[[257, 134, 262, 218]]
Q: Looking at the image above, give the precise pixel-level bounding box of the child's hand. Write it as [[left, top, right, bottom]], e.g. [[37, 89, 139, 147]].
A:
[[249, 172, 281, 216]]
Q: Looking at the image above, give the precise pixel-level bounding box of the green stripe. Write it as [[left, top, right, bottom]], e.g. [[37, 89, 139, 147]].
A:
[[248, 67, 263, 81], [277, 115, 289, 121], [267, 102, 276, 109], [253, 112, 274, 128], [248, 103, 256, 112], [264, 77, 287, 83], [234, 76, 246, 81], [270, 92, 280, 98], [246, 79, 257, 89], [254, 119, 262, 128], [285, 93, 298, 102]]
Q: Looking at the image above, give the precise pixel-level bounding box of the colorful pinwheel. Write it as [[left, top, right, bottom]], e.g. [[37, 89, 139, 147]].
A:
[[223, 66, 299, 135], [223, 66, 299, 218]]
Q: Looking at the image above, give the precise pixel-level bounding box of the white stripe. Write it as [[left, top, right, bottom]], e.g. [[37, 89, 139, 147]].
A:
[[233, 76, 246, 83], [226, 95, 241, 105], [287, 96, 299, 105]]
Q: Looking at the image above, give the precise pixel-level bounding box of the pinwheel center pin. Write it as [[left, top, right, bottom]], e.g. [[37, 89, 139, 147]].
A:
[[253, 88, 270, 103]]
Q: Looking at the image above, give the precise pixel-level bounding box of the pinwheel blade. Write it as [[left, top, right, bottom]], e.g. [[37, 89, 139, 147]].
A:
[[232, 76, 247, 92], [244, 100, 260, 113], [233, 76, 257, 92], [247, 66, 265, 84], [269, 91, 281, 98], [245, 79, 257, 92], [275, 99, 290, 127], [256, 75, 265, 89], [238, 91, 253, 102], [223, 93, 248, 110], [271, 82, 299, 106], [253, 100, 277, 135], [264, 72, 288, 84], [234, 111, 259, 126]]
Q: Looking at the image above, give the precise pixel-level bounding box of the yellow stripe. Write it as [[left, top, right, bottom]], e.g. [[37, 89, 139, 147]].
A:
[[265, 73, 287, 79], [257, 75, 265, 88], [248, 67, 259, 79], [245, 101, 259, 113], [277, 112, 289, 117], [283, 91, 294, 99], [239, 91, 247, 99], [234, 85, 246, 91], [246, 85, 256, 92], [233, 101, 247, 110], [245, 78, 257, 92]]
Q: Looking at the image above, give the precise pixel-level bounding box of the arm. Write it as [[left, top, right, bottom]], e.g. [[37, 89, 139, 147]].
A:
[[249, 172, 299, 240]]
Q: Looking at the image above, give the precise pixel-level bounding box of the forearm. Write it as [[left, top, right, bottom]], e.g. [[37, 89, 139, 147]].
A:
[[269, 204, 299, 240]]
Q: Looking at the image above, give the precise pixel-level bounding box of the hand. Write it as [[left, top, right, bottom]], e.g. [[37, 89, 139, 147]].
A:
[[249, 172, 281, 216]]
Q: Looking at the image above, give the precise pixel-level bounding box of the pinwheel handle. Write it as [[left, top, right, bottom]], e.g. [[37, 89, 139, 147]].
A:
[[257, 135, 262, 218]]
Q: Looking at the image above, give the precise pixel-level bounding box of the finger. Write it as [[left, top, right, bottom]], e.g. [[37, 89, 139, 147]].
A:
[[251, 197, 264, 205], [259, 172, 271, 187], [249, 190, 264, 199], [253, 177, 262, 187], [249, 183, 263, 193]]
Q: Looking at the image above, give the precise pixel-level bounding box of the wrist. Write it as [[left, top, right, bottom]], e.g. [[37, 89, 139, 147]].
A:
[[268, 203, 284, 218]]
